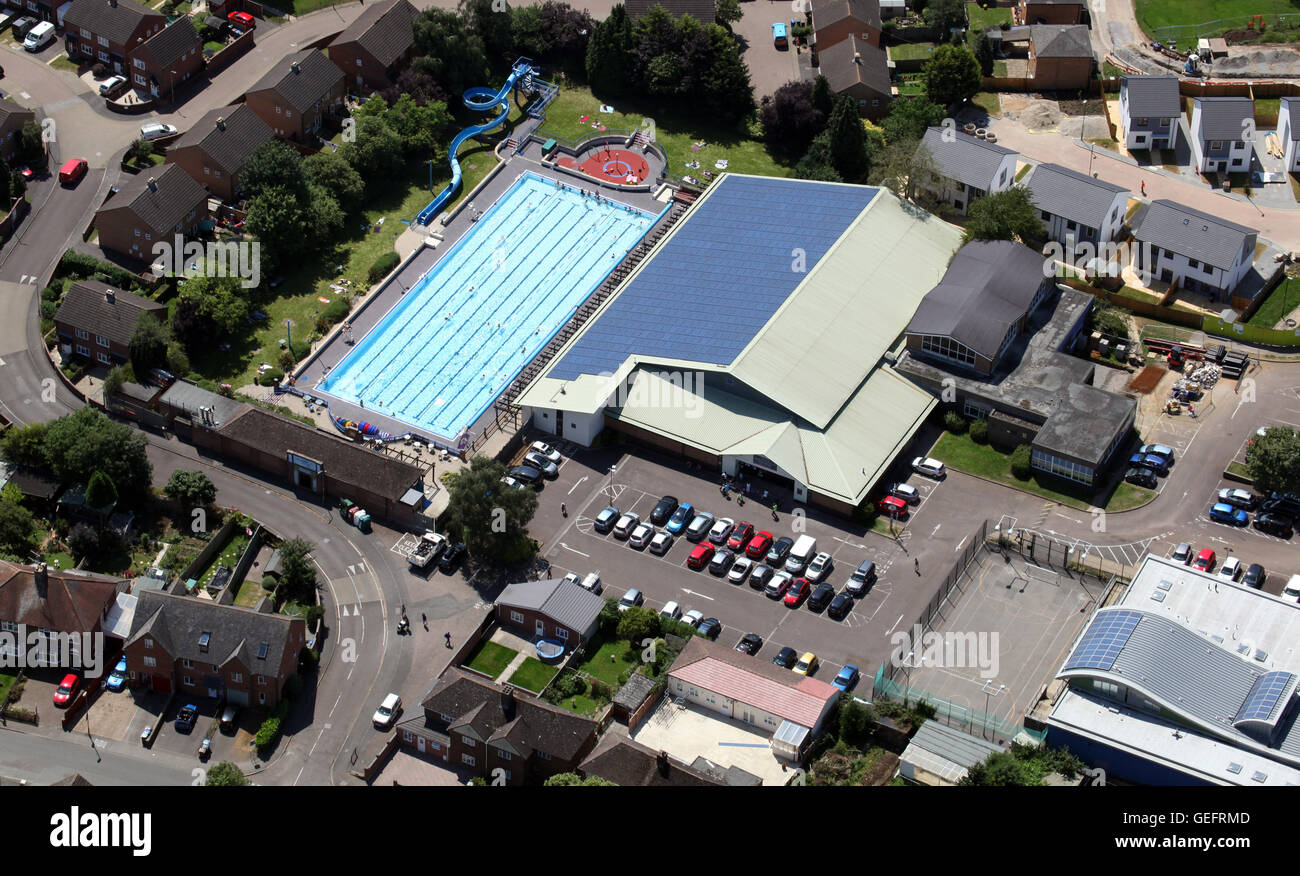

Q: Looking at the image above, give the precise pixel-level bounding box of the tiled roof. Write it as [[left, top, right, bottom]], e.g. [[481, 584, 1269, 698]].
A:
[[1030, 24, 1092, 58], [330, 0, 417, 70], [579, 734, 724, 786], [919, 126, 1016, 190], [0, 98, 35, 128], [0, 561, 126, 633], [819, 36, 891, 97], [64, 0, 163, 45], [1193, 96, 1253, 141], [495, 578, 604, 635], [170, 104, 275, 176], [97, 164, 208, 236], [1282, 97, 1300, 142], [625, 0, 716, 21], [247, 49, 344, 114], [135, 16, 199, 70], [811, 0, 881, 31], [668, 637, 839, 729], [1132, 199, 1257, 270], [1121, 75, 1180, 118], [1024, 162, 1128, 229], [125, 589, 304, 672], [53, 280, 167, 349]]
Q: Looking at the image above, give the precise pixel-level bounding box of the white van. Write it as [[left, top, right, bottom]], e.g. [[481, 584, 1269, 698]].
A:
[[1283, 574, 1300, 603], [372, 693, 402, 729], [23, 20, 55, 51], [580, 572, 602, 595], [784, 535, 818, 575]]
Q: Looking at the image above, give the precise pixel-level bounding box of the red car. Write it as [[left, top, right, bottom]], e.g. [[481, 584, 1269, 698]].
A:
[[1193, 548, 1216, 572], [53, 673, 79, 707], [228, 10, 255, 28], [878, 496, 908, 518], [726, 521, 754, 552], [687, 543, 715, 570], [783, 577, 810, 607], [746, 531, 773, 559]]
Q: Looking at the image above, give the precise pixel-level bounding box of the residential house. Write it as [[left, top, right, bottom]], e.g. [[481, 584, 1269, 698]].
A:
[[624, 0, 716, 22], [1021, 0, 1087, 26], [327, 0, 418, 91], [63, 0, 166, 75], [0, 99, 36, 163], [1130, 199, 1258, 299], [578, 735, 725, 786], [16, 0, 60, 25], [0, 562, 126, 667], [1024, 162, 1129, 255], [1028, 25, 1093, 90], [916, 126, 1019, 215], [810, 0, 882, 51], [124, 589, 307, 705], [1277, 95, 1300, 173], [167, 104, 275, 202], [127, 17, 203, 101], [244, 49, 347, 142], [53, 280, 167, 368], [494, 578, 604, 652], [1118, 75, 1181, 151], [817, 36, 891, 120], [1188, 96, 1254, 173], [395, 669, 599, 785], [93, 163, 208, 262]]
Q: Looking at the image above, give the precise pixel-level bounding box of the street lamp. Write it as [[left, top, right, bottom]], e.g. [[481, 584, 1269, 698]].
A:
[[982, 681, 1006, 740]]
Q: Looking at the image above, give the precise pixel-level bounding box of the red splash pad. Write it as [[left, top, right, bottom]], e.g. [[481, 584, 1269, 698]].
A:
[[566, 147, 650, 184]]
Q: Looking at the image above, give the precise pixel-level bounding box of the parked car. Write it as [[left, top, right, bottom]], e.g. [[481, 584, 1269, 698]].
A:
[[499, 476, 526, 490], [22, 19, 54, 51], [1139, 444, 1174, 463], [749, 563, 774, 591], [650, 495, 679, 525], [628, 522, 654, 549], [372, 693, 401, 730], [878, 495, 908, 518], [1129, 453, 1168, 475], [561, 572, 580, 588], [1254, 512, 1293, 538], [1208, 502, 1248, 526], [1124, 467, 1157, 489], [593, 505, 620, 534], [889, 482, 921, 504], [649, 531, 674, 555], [772, 646, 797, 668], [1243, 563, 1266, 589], [696, 618, 722, 640], [726, 521, 755, 552], [682, 609, 704, 628], [618, 588, 644, 611], [735, 633, 763, 655], [685, 511, 715, 542], [99, 74, 128, 96], [828, 591, 854, 620], [745, 531, 773, 559], [666, 502, 695, 535], [792, 652, 819, 676], [708, 517, 735, 544], [660, 601, 682, 621], [807, 582, 835, 612], [529, 440, 562, 465], [846, 559, 877, 597], [11, 17, 36, 40], [765, 536, 794, 566], [175, 703, 199, 732], [912, 457, 946, 479], [1263, 492, 1300, 518], [687, 542, 716, 570], [1193, 548, 1216, 572], [227, 10, 255, 28], [507, 464, 542, 487], [783, 577, 811, 607], [805, 551, 834, 583], [220, 705, 239, 732], [140, 122, 178, 141], [764, 570, 793, 599], [613, 512, 641, 539], [708, 548, 736, 576], [1218, 556, 1242, 582], [106, 656, 128, 692], [832, 665, 860, 693], [727, 556, 753, 584], [522, 452, 558, 478], [1171, 542, 1193, 565], [58, 158, 88, 186], [438, 542, 466, 572], [1217, 488, 1257, 510], [53, 673, 79, 707]]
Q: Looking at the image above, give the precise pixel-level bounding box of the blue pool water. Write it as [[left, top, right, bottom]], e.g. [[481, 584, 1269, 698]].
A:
[[319, 172, 662, 440]]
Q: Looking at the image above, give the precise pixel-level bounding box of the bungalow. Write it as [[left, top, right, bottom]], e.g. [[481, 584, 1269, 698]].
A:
[[1278, 95, 1300, 173], [0, 562, 126, 668], [123, 589, 307, 705], [327, 0, 418, 91], [93, 164, 208, 262], [53, 280, 167, 368], [817, 36, 891, 120], [810, 0, 882, 51], [1024, 162, 1129, 253], [494, 577, 604, 651], [63, 0, 166, 75], [167, 104, 275, 202], [1027, 25, 1093, 90], [1021, 0, 1087, 26], [916, 126, 1019, 215], [1130, 199, 1258, 299], [128, 17, 203, 101], [1188, 96, 1254, 174], [0, 98, 36, 163], [244, 49, 346, 142], [1118, 75, 1181, 152]]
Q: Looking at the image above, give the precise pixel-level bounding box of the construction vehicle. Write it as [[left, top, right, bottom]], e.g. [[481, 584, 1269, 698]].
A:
[[409, 531, 447, 568]]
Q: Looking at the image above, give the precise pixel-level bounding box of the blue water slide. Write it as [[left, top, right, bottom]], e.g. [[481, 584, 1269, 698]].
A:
[[416, 60, 536, 226]]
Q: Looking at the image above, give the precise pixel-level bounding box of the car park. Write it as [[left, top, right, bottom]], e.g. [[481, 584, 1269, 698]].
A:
[[438, 543, 466, 572], [175, 703, 199, 732], [1208, 503, 1248, 526], [1124, 468, 1157, 489], [764, 571, 793, 599], [660, 601, 682, 621], [708, 548, 736, 576], [1217, 488, 1257, 510], [772, 646, 797, 668], [828, 591, 854, 620], [1243, 564, 1265, 589], [618, 588, 644, 611], [832, 665, 860, 693], [613, 512, 641, 539], [649, 531, 674, 555], [1193, 548, 1216, 572], [765, 536, 794, 566], [1171, 542, 1193, 564], [889, 482, 920, 504], [628, 522, 654, 549], [792, 652, 819, 676], [1254, 513, 1293, 538], [846, 559, 876, 597], [687, 543, 716, 570], [685, 512, 715, 542], [783, 577, 810, 607], [735, 633, 763, 655], [529, 441, 562, 465], [1139, 444, 1174, 463], [1129, 453, 1168, 475], [805, 551, 834, 583], [746, 531, 773, 559], [912, 457, 946, 479], [522, 452, 558, 478], [1218, 556, 1242, 582], [708, 517, 735, 544], [53, 673, 79, 707], [507, 464, 542, 487], [807, 582, 834, 612], [372, 693, 401, 729], [727, 556, 752, 584], [666, 502, 695, 535], [696, 618, 722, 640], [726, 521, 754, 552], [682, 609, 704, 628], [593, 506, 620, 534], [650, 495, 679, 525], [878, 495, 908, 517], [749, 563, 774, 591], [106, 657, 128, 692]]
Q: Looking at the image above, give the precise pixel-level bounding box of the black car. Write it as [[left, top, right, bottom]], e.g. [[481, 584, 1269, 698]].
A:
[[650, 495, 679, 526], [174, 703, 199, 733], [828, 591, 854, 620], [772, 646, 798, 668], [507, 464, 542, 487], [735, 633, 763, 655], [807, 582, 835, 612], [593, 505, 620, 534], [749, 563, 774, 591], [1254, 512, 1293, 538], [696, 618, 722, 640], [765, 536, 794, 566], [1124, 467, 1157, 489], [1243, 563, 1265, 589], [708, 548, 735, 576], [438, 542, 467, 572], [1264, 493, 1300, 518]]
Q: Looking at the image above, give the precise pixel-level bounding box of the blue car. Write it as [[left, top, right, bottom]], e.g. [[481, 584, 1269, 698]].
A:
[[105, 656, 127, 692], [832, 664, 860, 693], [1129, 453, 1168, 475], [665, 502, 695, 535], [1209, 502, 1248, 526]]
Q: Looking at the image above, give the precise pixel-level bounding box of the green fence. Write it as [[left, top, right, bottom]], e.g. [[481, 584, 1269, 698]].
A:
[[1203, 315, 1300, 348], [871, 666, 1035, 745]]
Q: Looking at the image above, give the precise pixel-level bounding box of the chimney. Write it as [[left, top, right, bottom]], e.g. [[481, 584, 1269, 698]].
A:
[[216, 116, 226, 131], [108, 0, 116, 6], [105, 289, 116, 304], [657, 750, 670, 778], [291, 61, 301, 74], [853, 51, 862, 63], [35, 563, 48, 601], [501, 685, 515, 721], [146, 176, 158, 192]]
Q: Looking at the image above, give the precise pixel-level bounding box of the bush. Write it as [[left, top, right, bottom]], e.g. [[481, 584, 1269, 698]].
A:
[[943, 410, 968, 434], [278, 349, 296, 371], [368, 251, 400, 284], [92, 62, 107, 79], [551, 671, 586, 699], [1010, 444, 1032, 480], [254, 716, 281, 749], [257, 368, 284, 386], [298, 647, 319, 672], [852, 499, 877, 527], [314, 298, 350, 333], [970, 418, 989, 444], [57, 251, 139, 290]]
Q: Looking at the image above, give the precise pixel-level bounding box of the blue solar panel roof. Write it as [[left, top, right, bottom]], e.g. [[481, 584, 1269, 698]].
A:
[[1064, 609, 1142, 673], [1235, 671, 1295, 725], [548, 176, 878, 381]]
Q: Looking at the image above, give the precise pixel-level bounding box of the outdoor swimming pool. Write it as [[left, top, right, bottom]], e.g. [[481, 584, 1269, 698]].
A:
[[319, 172, 661, 441]]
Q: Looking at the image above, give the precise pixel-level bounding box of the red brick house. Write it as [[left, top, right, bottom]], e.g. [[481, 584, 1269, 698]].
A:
[[327, 0, 418, 91], [1021, 0, 1088, 26], [578, 735, 725, 786], [818, 37, 892, 120], [494, 577, 603, 650], [1028, 24, 1094, 90], [53, 280, 167, 368], [0, 99, 36, 163], [63, 0, 166, 75], [93, 163, 208, 263], [167, 104, 275, 202], [244, 49, 346, 142], [123, 589, 306, 707], [811, 0, 882, 51], [128, 17, 203, 101], [395, 670, 599, 785], [0, 562, 126, 667]]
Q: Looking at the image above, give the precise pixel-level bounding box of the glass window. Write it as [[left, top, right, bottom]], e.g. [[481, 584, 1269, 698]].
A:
[[920, 334, 977, 367], [463, 736, 476, 747], [510, 611, 524, 624], [556, 628, 569, 641], [462, 754, 476, 767], [143, 656, 156, 668]]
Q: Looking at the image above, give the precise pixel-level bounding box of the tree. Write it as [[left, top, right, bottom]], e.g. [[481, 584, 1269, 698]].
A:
[[538, 1, 595, 76], [67, 522, 101, 560], [462, 0, 514, 60], [164, 470, 217, 513], [383, 94, 455, 157], [961, 186, 1044, 246], [277, 538, 318, 603], [442, 455, 539, 566], [811, 74, 834, 117], [1010, 444, 1032, 480], [795, 132, 843, 182], [240, 141, 309, 201], [837, 698, 873, 746], [826, 95, 871, 182], [924, 0, 968, 34], [700, 24, 755, 126], [245, 185, 310, 266], [1246, 427, 1300, 495], [868, 138, 942, 207], [543, 772, 617, 786], [923, 43, 981, 109], [205, 762, 251, 786], [715, 0, 742, 27], [961, 742, 1085, 786], [341, 114, 404, 180], [0, 497, 37, 560], [380, 68, 448, 108], [585, 4, 635, 97], [0, 422, 47, 468], [880, 96, 947, 145], [128, 313, 170, 377], [974, 32, 995, 76], [41, 408, 151, 504], [615, 605, 661, 642], [174, 275, 248, 340], [412, 9, 491, 100], [304, 151, 366, 214], [85, 471, 118, 509], [18, 120, 44, 165], [0, 159, 11, 207], [760, 81, 828, 162]]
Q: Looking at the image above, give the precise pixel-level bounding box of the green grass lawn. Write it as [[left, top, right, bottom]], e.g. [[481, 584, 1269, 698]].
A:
[[1247, 277, 1300, 327], [1254, 97, 1281, 120], [967, 1, 1012, 39], [49, 55, 81, 73], [1134, 0, 1299, 38], [559, 690, 605, 716], [465, 641, 518, 679], [572, 633, 638, 687], [890, 42, 937, 62], [1101, 61, 1128, 79], [507, 657, 560, 693], [0, 671, 15, 709], [1226, 460, 1253, 480], [540, 85, 791, 181], [234, 579, 271, 607], [972, 92, 1002, 118], [196, 532, 247, 586], [993, 60, 1008, 77]]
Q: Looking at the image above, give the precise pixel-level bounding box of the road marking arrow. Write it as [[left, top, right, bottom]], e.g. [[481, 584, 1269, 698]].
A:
[[567, 476, 588, 495], [558, 542, 589, 557], [680, 588, 713, 600]]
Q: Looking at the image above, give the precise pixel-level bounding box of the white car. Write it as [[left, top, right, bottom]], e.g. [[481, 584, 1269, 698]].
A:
[[372, 693, 401, 730], [140, 122, 178, 141], [529, 440, 562, 465], [98, 74, 127, 95], [618, 588, 644, 611], [613, 512, 640, 539], [660, 601, 682, 621], [628, 522, 654, 549], [727, 556, 753, 584], [708, 517, 735, 544], [561, 572, 581, 588], [649, 531, 674, 555], [912, 457, 946, 479], [805, 552, 834, 583], [1218, 556, 1243, 582], [682, 609, 704, 628]]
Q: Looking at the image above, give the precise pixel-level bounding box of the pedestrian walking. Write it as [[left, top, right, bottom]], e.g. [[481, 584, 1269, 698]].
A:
[[914, 558, 920, 575], [561, 502, 567, 517], [737, 493, 745, 506], [422, 612, 428, 630], [771, 503, 779, 521], [1140, 180, 1146, 196], [444, 632, 453, 649]]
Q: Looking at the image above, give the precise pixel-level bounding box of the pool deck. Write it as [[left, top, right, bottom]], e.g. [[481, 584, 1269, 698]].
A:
[[296, 145, 676, 451]]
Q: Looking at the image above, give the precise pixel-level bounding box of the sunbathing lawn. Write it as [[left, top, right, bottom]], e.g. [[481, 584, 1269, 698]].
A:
[[507, 657, 560, 693], [1247, 277, 1300, 327], [196, 532, 247, 586], [465, 641, 518, 679], [558, 690, 605, 716], [967, 1, 1012, 42], [890, 42, 937, 62], [0, 671, 15, 710], [234, 579, 272, 607], [572, 632, 638, 686], [972, 92, 1002, 118]]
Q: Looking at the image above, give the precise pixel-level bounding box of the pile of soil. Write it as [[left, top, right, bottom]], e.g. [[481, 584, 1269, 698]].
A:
[[1126, 365, 1167, 395], [1014, 99, 1062, 129]]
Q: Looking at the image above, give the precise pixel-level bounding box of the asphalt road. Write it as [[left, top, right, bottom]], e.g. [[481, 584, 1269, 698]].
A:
[[0, 721, 195, 786]]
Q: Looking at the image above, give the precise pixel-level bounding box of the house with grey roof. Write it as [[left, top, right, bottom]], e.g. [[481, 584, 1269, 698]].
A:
[[899, 720, 1005, 785], [167, 104, 275, 202], [244, 49, 346, 142], [128, 17, 203, 100], [1130, 199, 1257, 299], [810, 0, 883, 51], [1277, 95, 1300, 173], [92, 164, 208, 263], [53, 280, 167, 368], [578, 735, 725, 786], [1188, 96, 1254, 173], [63, 0, 165, 75], [327, 0, 418, 91], [915, 127, 1019, 216], [1028, 24, 1093, 90], [1118, 75, 1181, 151], [817, 36, 891, 120], [1024, 162, 1129, 252], [494, 577, 603, 651]]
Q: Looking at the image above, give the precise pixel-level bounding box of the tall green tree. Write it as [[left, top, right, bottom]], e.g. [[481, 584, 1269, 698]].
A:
[[443, 455, 538, 566], [795, 132, 843, 182], [240, 141, 309, 200], [701, 25, 754, 126], [412, 9, 491, 99], [0, 496, 37, 560], [760, 80, 828, 162], [1246, 427, 1300, 495], [277, 537, 318, 604], [164, 470, 217, 513], [174, 275, 249, 338], [924, 0, 968, 34], [245, 185, 310, 266], [880, 97, 948, 145], [461, 0, 515, 60], [811, 74, 834, 117], [340, 115, 404, 180], [85, 471, 118, 510], [304, 151, 366, 214], [41, 408, 152, 504], [543, 773, 617, 786], [0, 422, 48, 468], [961, 186, 1044, 245], [585, 4, 635, 97], [715, 0, 742, 27], [128, 313, 170, 377], [974, 33, 995, 76], [205, 762, 251, 786], [826, 95, 871, 182], [923, 43, 982, 109]]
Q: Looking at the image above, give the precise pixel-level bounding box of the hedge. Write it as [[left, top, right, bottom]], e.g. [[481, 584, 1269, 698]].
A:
[[315, 298, 350, 333], [57, 250, 140, 290], [368, 251, 400, 284], [257, 368, 284, 386], [254, 699, 291, 750]]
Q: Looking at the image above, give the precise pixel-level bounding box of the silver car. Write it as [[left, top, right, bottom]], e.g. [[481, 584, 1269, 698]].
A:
[[727, 556, 753, 584], [629, 522, 654, 549], [686, 512, 715, 541], [649, 531, 674, 555], [708, 517, 735, 544], [613, 513, 640, 539], [529, 440, 562, 465], [805, 552, 834, 583], [522, 452, 559, 479]]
